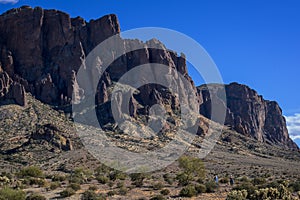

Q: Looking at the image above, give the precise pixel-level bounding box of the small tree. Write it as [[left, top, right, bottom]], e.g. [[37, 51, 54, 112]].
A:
[[179, 185, 197, 197], [17, 166, 44, 178], [178, 156, 205, 182], [0, 187, 26, 200]]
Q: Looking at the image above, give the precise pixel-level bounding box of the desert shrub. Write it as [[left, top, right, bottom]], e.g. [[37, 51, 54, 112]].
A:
[[68, 183, 81, 191], [51, 174, 66, 182], [266, 180, 281, 189], [107, 190, 117, 196], [152, 182, 164, 190], [289, 180, 300, 192], [60, 188, 76, 198], [116, 181, 124, 188], [176, 172, 190, 186], [17, 166, 43, 178], [130, 173, 147, 187], [1, 172, 12, 180], [29, 178, 47, 187], [242, 184, 294, 200], [160, 188, 170, 195], [118, 186, 128, 195], [179, 185, 197, 197], [26, 193, 46, 200], [108, 181, 114, 187], [205, 181, 217, 193], [96, 175, 109, 184], [250, 187, 280, 200], [81, 190, 97, 200], [195, 184, 207, 194], [220, 177, 229, 184], [226, 190, 248, 200], [239, 176, 250, 183], [70, 168, 92, 184], [109, 170, 127, 181], [178, 156, 205, 180], [234, 182, 256, 197], [150, 194, 166, 200], [88, 185, 98, 191], [81, 190, 105, 200], [69, 176, 83, 184], [0, 187, 26, 200], [49, 181, 61, 190], [163, 173, 173, 185], [252, 177, 267, 186], [95, 164, 111, 175]]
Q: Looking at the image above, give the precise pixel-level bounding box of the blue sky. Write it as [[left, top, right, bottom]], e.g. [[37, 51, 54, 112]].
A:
[[1, 0, 300, 146]]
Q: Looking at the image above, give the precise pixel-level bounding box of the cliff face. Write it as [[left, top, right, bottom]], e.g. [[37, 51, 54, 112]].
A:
[[0, 6, 297, 150], [0, 6, 200, 130], [198, 82, 298, 150]]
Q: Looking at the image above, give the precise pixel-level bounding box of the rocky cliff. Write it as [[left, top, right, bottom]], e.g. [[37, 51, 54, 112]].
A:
[[0, 6, 297, 150], [0, 6, 120, 107], [198, 82, 298, 150]]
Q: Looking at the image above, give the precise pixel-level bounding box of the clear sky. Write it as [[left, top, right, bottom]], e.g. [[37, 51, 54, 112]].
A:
[[1, 0, 300, 145]]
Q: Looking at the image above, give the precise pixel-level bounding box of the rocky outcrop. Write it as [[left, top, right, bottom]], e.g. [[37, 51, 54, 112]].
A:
[[0, 6, 120, 107], [0, 63, 26, 106], [32, 124, 73, 151], [0, 6, 199, 118], [198, 82, 298, 150]]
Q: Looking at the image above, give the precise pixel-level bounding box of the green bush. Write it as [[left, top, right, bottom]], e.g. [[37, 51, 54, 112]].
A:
[[109, 170, 127, 181], [49, 181, 61, 190], [252, 177, 267, 186], [81, 190, 105, 200], [163, 173, 174, 185], [233, 182, 256, 197], [152, 182, 164, 190], [68, 183, 81, 191], [29, 178, 47, 187], [118, 186, 128, 195], [239, 176, 250, 183], [1, 172, 12, 179], [130, 173, 147, 187], [250, 187, 281, 200], [26, 193, 46, 200], [178, 156, 205, 180], [17, 166, 43, 178], [289, 180, 300, 192], [176, 172, 190, 186], [70, 176, 85, 184], [116, 181, 124, 188], [95, 164, 111, 175], [88, 185, 98, 191], [226, 190, 248, 200], [150, 194, 166, 200], [0, 187, 26, 200], [160, 188, 170, 195], [195, 184, 207, 194], [96, 175, 109, 184], [60, 188, 76, 198], [51, 174, 66, 182], [179, 185, 197, 197], [205, 181, 217, 193], [107, 190, 117, 196], [69, 168, 92, 184], [81, 190, 97, 200]]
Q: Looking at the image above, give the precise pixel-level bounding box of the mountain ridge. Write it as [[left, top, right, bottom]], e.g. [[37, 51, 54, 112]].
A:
[[0, 6, 298, 151]]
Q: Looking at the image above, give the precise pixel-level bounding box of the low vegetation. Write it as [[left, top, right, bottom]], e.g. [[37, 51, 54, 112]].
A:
[[0, 155, 299, 199]]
